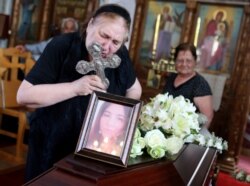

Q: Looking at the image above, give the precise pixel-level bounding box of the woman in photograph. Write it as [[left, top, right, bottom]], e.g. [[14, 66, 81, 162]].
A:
[[86, 102, 131, 156]]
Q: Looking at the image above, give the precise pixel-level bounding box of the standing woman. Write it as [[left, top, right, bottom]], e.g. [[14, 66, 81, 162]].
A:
[[17, 4, 141, 181], [162, 42, 213, 128]]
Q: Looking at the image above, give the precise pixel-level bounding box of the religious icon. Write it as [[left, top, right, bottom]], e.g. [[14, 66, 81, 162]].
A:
[[139, 1, 186, 65], [155, 4, 183, 61], [198, 10, 229, 71], [195, 4, 244, 74], [16, 0, 45, 42], [17, 0, 37, 40]]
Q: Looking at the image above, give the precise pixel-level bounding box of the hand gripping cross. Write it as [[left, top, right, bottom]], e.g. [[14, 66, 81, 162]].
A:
[[75, 42, 121, 88]]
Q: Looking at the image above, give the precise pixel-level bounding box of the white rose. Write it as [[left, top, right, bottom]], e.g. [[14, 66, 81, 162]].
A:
[[196, 134, 206, 146], [144, 129, 167, 149], [133, 128, 141, 139], [206, 138, 214, 147], [147, 147, 166, 159], [165, 136, 184, 155], [130, 143, 144, 158], [184, 134, 196, 143], [136, 137, 146, 149]]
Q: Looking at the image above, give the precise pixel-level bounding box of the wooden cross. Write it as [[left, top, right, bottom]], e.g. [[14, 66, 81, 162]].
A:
[[75, 42, 121, 88]]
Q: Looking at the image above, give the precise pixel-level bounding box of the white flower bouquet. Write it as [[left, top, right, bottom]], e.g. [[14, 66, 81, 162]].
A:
[[130, 93, 228, 159]]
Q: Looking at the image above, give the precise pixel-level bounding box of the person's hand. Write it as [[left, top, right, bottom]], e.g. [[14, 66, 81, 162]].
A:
[[72, 75, 107, 96], [15, 45, 27, 53]]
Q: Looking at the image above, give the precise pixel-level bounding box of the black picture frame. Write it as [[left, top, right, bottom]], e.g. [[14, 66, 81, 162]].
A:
[[75, 91, 143, 167]]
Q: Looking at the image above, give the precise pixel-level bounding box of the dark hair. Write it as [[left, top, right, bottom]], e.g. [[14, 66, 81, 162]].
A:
[[174, 42, 197, 61], [216, 11, 224, 18], [80, 4, 131, 39], [88, 102, 131, 144], [93, 4, 131, 26]]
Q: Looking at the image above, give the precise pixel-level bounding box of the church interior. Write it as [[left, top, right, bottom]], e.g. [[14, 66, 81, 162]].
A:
[[0, 0, 250, 185]]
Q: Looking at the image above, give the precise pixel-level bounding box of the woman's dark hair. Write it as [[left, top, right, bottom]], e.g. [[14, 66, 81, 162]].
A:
[[174, 42, 197, 61], [88, 101, 131, 143], [80, 4, 131, 40], [93, 4, 131, 26]]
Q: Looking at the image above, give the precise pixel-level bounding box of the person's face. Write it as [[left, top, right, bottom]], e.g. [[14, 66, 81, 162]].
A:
[[163, 7, 170, 15], [63, 20, 76, 33], [218, 24, 225, 32], [216, 12, 223, 22], [99, 104, 127, 139], [86, 16, 127, 58], [175, 50, 196, 76]]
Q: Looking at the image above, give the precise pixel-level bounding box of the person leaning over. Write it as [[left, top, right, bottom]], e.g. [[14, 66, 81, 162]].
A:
[[162, 42, 214, 128], [15, 17, 79, 61], [16, 4, 142, 182]]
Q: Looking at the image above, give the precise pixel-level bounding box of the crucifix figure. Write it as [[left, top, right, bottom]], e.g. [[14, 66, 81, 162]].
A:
[[75, 42, 121, 89]]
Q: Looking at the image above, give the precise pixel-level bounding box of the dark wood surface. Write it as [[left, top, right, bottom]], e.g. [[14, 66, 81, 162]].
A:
[[174, 144, 217, 186], [24, 143, 217, 186]]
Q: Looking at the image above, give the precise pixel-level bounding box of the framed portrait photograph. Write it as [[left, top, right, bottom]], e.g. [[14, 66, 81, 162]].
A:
[[139, 0, 186, 66], [75, 91, 143, 167], [194, 3, 244, 74]]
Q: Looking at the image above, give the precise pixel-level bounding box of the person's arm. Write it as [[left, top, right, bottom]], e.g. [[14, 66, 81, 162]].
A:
[[125, 78, 142, 99], [117, 46, 142, 100], [17, 75, 106, 108], [25, 39, 52, 54], [194, 95, 214, 128]]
